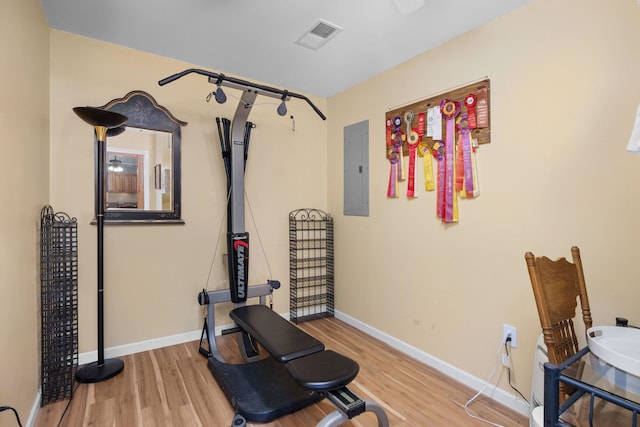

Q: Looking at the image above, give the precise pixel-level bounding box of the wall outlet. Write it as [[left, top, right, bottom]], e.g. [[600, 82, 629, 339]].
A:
[[503, 324, 517, 348]]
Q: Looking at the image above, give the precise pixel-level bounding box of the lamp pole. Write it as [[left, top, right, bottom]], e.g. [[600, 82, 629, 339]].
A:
[[73, 106, 128, 383]]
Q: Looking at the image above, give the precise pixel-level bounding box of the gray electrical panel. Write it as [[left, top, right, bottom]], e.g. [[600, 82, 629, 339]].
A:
[[343, 120, 369, 216]]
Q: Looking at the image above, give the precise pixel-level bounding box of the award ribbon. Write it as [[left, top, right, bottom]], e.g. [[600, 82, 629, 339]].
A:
[[465, 94, 477, 130], [406, 129, 420, 197], [440, 99, 460, 223], [387, 146, 399, 198], [435, 141, 445, 219], [476, 88, 488, 128], [462, 138, 480, 199], [431, 106, 443, 140], [404, 111, 415, 194], [416, 112, 430, 191], [393, 116, 405, 181], [455, 127, 464, 192], [417, 112, 426, 137], [458, 114, 475, 197], [417, 141, 434, 191], [386, 118, 396, 198], [404, 110, 415, 137]]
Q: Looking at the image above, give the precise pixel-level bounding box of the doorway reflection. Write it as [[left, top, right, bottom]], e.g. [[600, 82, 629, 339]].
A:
[[106, 128, 172, 212], [106, 151, 144, 209]]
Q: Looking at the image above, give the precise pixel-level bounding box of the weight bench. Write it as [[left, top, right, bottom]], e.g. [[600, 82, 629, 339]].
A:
[[206, 304, 389, 426]]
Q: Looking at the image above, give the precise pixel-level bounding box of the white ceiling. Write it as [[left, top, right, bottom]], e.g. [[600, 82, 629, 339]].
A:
[[39, 0, 530, 98]]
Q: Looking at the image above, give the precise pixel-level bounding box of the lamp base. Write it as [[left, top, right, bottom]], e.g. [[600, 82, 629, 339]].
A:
[[76, 358, 124, 383]]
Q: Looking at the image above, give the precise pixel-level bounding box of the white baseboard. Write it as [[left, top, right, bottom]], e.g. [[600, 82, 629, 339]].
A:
[[334, 310, 531, 418], [78, 314, 295, 365], [79, 328, 222, 365], [25, 390, 41, 427], [78, 329, 203, 365]]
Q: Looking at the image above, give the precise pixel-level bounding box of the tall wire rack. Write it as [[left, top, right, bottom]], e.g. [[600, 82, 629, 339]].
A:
[[40, 205, 78, 406], [289, 209, 334, 324]]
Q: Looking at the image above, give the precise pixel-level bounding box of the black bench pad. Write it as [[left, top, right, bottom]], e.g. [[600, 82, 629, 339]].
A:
[[230, 305, 324, 363], [208, 356, 323, 422], [285, 349, 360, 391]]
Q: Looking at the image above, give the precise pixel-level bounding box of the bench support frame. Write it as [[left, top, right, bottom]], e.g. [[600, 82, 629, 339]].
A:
[[198, 283, 273, 362]]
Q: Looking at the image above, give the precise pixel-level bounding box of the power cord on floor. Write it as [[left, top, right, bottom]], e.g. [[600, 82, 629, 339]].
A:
[[504, 338, 529, 404], [464, 340, 506, 427], [0, 406, 23, 427], [56, 380, 82, 427]]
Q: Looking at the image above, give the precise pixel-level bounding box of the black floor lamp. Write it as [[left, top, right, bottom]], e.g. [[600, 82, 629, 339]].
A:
[[73, 106, 128, 383]]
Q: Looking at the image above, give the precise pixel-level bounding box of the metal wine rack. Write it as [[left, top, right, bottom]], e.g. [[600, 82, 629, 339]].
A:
[[40, 205, 78, 406], [289, 209, 334, 324]]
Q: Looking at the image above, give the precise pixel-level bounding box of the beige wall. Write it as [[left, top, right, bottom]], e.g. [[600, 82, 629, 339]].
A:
[[0, 0, 50, 422], [49, 30, 328, 353], [7, 0, 640, 418], [328, 0, 640, 399]]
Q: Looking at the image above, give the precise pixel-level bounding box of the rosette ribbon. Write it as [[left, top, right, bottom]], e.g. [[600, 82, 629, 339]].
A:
[[440, 99, 460, 223]]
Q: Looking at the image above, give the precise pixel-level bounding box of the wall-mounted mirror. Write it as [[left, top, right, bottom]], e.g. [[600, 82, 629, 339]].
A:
[[98, 91, 187, 223]]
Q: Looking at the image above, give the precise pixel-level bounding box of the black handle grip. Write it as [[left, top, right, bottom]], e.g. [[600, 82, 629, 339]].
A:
[[268, 279, 281, 290], [158, 68, 327, 120]]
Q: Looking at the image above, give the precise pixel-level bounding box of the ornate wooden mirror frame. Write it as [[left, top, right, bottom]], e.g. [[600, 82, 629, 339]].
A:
[[98, 90, 187, 224]]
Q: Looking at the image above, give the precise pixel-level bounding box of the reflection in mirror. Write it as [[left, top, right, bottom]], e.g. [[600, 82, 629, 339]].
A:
[[106, 151, 142, 209], [99, 91, 186, 224], [106, 129, 172, 211]]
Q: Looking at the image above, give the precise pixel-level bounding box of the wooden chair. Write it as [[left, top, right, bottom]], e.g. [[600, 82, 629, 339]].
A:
[[525, 246, 593, 408], [525, 246, 593, 365]]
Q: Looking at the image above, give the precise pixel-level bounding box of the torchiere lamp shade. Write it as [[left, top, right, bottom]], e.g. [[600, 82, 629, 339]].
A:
[[73, 106, 127, 130]]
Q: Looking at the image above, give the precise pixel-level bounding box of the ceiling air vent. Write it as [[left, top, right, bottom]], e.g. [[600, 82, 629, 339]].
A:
[[295, 19, 343, 51]]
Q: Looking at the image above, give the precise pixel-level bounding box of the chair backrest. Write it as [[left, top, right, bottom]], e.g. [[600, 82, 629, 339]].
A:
[[525, 246, 593, 365]]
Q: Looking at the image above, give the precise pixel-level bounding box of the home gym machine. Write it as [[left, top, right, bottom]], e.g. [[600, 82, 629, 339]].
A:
[[158, 69, 389, 427]]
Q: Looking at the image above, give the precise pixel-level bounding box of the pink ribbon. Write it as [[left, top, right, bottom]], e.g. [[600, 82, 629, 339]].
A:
[[440, 99, 460, 222]]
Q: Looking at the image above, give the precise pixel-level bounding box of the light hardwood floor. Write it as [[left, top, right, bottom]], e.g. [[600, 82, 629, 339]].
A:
[[35, 317, 529, 426]]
